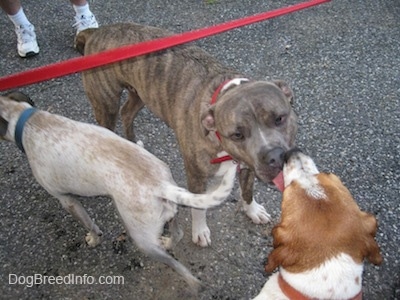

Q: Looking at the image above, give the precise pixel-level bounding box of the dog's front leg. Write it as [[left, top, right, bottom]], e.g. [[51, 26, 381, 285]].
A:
[[186, 172, 211, 247], [239, 168, 271, 224], [57, 194, 103, 247], [191, 208, 210, 247]]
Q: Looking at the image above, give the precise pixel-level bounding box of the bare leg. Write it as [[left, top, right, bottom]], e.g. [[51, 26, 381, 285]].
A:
[[0, 0, 21, 15], [70, 0, 88, 5]]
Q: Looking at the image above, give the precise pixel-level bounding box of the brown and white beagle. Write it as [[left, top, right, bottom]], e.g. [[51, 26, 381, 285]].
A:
[[253, 149, 382, 300]]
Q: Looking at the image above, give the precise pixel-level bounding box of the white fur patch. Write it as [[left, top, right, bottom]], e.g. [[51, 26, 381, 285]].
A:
[[221, 78, 249, 93], [192, 208, 211, 247], [283, 152, 326, 199], [214, 151, 236, 176], [242, 199, 271, 224], [280, 253, 363, 299], [296, 176, 326, 199]]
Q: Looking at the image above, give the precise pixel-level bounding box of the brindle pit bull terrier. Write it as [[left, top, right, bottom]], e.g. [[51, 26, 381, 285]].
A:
[[75, 23, 298, 247]]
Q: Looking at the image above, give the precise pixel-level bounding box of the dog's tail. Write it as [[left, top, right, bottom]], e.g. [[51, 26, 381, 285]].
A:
[[74, 28, 98, 55], [158, 163, 236, 209]]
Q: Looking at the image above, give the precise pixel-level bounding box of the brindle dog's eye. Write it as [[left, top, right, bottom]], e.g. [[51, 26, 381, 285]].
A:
[[231, 132, 244, 141], [275, 115, 286, 126]]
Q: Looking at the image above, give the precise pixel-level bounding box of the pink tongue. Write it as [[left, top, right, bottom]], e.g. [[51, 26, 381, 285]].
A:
[[273, 171, 284, 192]]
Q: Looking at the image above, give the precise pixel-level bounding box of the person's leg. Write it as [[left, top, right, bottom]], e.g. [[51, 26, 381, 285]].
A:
[[70, 0, 98, 34], [0, 0, 21, 15], [0, 0, 39, 57]]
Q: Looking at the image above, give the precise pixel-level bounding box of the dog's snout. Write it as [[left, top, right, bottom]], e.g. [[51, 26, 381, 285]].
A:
[[284, 147, 303, 163], [263, 147, 285, 169]]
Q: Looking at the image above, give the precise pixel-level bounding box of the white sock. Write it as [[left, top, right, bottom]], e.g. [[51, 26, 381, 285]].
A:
[[73, 3, 92, 16], [8, 7, 32, 27]]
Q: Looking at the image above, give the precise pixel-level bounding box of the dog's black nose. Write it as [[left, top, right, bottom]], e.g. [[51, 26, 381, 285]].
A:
[[283, 147, 303, 163], [265, 147, 285, 169]]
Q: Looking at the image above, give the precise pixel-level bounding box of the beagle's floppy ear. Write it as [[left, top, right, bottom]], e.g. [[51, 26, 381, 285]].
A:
[[0, 117, 8, 138], [265, 224, 299, 273], [361, 212, 383, 265], [6, 91, 34, 106], [273, 80, 294, 105]]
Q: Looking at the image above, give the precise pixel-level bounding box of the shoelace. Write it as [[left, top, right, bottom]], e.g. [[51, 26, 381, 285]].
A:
[[72, 14, 96, 29], [16, 25, 36, 43]]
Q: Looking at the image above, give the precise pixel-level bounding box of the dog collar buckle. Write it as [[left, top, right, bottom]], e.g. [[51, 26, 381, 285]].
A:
[[15, 107, 37, 153]]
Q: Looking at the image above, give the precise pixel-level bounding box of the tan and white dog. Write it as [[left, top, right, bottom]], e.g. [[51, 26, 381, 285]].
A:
[[253, 149, 382, 300], [0, 92, 237, 292]]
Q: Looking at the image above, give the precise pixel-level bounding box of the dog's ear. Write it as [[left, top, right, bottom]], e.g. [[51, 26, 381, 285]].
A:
[[74, 28, 97, 54], [200, 105, 216, 136], [265, 250, 281, 273], [0, 117, 8, 137], [6, 91, 34, 106], [361, 212, 383, 265], [265, 225, 285, 272], [273, 80, 294, 105], [265, 223, 300, 272]]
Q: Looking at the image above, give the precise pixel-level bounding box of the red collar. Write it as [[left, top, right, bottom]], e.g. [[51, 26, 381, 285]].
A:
[[278, 274, 363, 300], [209, 78, 249, 164]]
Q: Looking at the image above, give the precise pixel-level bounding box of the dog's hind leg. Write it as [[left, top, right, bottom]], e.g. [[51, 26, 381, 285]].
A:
[[57, 194, 103, 247], [120, 87, 145, 143], [161, 217, 184, 250], [133, 230, 200, 293], [117, 204, 200, 292]]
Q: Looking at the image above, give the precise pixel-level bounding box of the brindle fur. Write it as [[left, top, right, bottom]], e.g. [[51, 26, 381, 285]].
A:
[[75, 23, 298, 247]]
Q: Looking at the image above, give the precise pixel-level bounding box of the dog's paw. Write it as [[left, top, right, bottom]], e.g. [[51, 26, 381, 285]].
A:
[[160, 236, 174, 250], [85, 231, 102, 247], [242, 200, 271, 224], [192, 209, 211, 247], [192, 227, 211, 247]]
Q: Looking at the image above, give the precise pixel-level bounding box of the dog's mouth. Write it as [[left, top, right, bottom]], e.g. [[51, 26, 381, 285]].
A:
[[258, 148, 304, 192], [283, 147, 303, 163], [256, 166, 282, 185], [254, 146, 286, 183]]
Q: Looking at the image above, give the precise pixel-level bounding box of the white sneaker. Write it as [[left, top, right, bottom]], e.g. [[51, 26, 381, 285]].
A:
[[15, 24, 39, 58], [73, 14, 98, 34]]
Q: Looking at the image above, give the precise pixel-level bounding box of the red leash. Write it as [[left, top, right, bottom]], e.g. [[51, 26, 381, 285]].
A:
[[0, 0, 330, 91]]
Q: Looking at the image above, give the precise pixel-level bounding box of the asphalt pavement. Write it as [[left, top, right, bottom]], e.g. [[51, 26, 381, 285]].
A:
[[0, 0, 399, 299]]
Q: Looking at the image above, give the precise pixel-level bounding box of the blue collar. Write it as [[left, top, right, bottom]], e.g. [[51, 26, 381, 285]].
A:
[[14, 107, 37, 153]]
